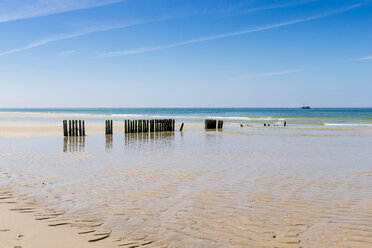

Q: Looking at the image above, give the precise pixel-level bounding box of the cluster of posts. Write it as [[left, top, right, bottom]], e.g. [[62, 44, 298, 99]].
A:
[[124, 119, 175, 133], [63, 118, 225, 137], [205, 119, 224, 130], [105, 120, 113, 135], [63, 120, 86, 137]]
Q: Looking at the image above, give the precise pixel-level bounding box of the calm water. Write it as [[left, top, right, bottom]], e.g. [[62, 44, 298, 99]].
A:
[[1, 108, 372, 126]]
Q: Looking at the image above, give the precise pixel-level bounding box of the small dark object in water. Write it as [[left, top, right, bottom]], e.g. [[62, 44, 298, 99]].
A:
[[284, 121, 287, 127], [240, 124, 243, 127], [301, 105, 310, 109], [268, 124, 270, 127], [264, 123, 266, 126]]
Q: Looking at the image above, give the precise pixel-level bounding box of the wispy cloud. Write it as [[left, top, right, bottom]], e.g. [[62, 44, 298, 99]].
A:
[[0, 21, 162, 57], [351, 55, 372, 61], [0, 29, 94, 57], [221, 0, 320, 18], [0, 0, 127, 24], [58, 50, 78, 57], [229, 70, 303, 81], [103, 3, 367, 57]]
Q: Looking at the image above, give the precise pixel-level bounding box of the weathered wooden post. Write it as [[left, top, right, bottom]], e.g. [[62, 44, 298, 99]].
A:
[[75, 120, 78, 136], [68, 120, 72, 136], [82, 121, 86, 136], [63, 120, 68, 137], [71, 120, 75, 136], [218, 120, 223, 129], [180, 123, 184, 131], [74, 120, 77, 136], [79, 120, 82, 136], [284, 121, 287, 127], [105, 120, 111, 135]]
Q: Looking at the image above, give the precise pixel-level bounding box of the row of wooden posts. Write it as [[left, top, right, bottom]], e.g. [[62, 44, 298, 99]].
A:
[[124, 119, 175, 133], [64, 119, 223, 136], [63, 120, 86, 137], [205, 119, 224, 130]]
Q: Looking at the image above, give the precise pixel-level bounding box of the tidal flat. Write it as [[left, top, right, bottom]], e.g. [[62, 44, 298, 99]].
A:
[[1, 123, 372, 247]]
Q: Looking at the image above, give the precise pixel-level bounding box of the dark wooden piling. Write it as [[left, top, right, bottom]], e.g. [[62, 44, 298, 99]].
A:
[[150, 120, 154, 132], [63, 120, 68, 137], [82, 121, 86, 136], [284, 121, 287, 127], [105, 120, 113, 135], [218, 120, 223, 129], [72, 120, 75, 136], [68, 120, 72, 136], [79, 120, 82, 136], [180, 123, 184, 131]]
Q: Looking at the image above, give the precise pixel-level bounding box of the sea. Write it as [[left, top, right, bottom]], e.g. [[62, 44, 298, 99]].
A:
[[0, 108, 371, 127]]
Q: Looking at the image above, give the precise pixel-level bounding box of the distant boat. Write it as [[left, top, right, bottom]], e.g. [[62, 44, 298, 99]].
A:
[[301, 105, 311, 109]]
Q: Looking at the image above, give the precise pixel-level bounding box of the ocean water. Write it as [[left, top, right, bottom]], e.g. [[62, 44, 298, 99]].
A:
[[0, 108, 372, 126]]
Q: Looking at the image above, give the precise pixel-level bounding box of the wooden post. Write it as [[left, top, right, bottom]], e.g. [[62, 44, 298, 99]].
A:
[[71, 120, 75, 136], [74, 120, 77, 136], [68, 120, 72, 136], [284, 121, 287, 127], [180, 123, 184, 131], [105, 120, 108, 135], [75, 120, 78, 136], [218, 120, 223, 129], [63, 120, 67, 137], [71, 120, 73, 136], [82, 121, 86, 136], [79, 120, 82, 136]]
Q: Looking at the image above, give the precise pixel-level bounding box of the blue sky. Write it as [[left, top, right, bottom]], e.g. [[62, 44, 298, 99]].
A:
[[0, 0, 371, 108]]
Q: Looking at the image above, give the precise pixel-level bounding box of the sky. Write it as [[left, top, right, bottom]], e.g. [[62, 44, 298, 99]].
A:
[[0, 0, 371, 108]]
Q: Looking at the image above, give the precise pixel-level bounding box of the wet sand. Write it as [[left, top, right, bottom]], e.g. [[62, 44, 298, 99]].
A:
[[0, 115, 372, 247]]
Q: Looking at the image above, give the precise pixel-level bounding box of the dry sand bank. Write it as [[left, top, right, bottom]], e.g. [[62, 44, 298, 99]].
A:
[[0, 204, 114, 248], [0, 121, 200, 138]]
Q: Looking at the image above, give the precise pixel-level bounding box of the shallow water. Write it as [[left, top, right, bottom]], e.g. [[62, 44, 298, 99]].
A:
[[1, 108, 372, 126], [1, 126, 372, 247]]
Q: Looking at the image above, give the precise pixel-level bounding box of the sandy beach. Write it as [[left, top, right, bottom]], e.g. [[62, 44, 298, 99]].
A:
[[0, 111, 201, 138], [1, 112, 372, 247]]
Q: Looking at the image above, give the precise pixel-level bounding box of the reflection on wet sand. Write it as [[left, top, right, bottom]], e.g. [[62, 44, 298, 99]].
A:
[[124, 131, 175, 149], [105, 135, 113, 150], [63, 136, 85, 152]]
